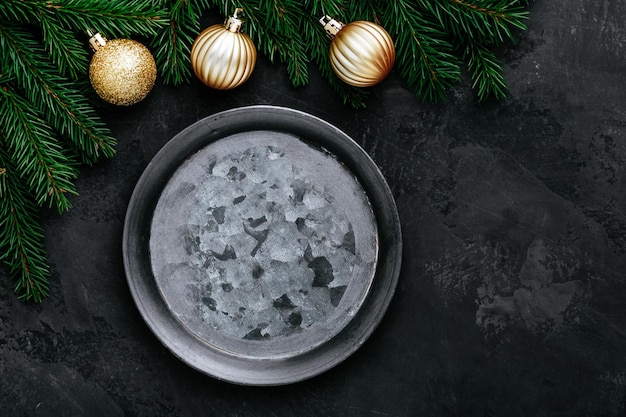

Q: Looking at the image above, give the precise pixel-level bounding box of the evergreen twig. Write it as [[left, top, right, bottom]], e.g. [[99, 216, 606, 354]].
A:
[[0, 146, 50, 302], [0, 0, 529, 301], [383, 1, 461, 102], [436, 0, 528, 100], [463, 39, 508, 100], [0, 1, 165, 301], [151, 0, 210, 85], [0, 22, 116, 164], [0, 82, 78, 212]]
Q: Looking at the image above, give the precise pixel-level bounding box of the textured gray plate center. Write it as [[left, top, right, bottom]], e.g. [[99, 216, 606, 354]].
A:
[[149, 131, 378, 359]]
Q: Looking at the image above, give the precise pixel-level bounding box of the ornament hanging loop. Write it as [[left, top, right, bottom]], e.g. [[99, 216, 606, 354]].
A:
[[87, 30, 107, 51], [225, 8, 245, 33], [319, 15, 345, 39]]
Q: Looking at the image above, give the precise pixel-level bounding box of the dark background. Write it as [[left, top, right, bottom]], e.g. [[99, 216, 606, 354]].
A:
[[2, 0, 626, 416]]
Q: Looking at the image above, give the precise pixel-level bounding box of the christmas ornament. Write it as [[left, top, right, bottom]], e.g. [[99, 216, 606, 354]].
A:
[[190, 8, 257, 90], [88, 31, 157, 106], [319, 16, 395, 88]]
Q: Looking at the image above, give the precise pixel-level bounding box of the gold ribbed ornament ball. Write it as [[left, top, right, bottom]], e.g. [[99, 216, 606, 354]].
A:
[[319, 16, 395, 87], [190, 8, 257, 90], [88, 33, 157, 106]]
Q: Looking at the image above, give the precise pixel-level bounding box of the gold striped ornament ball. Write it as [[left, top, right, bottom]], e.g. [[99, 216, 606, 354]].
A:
[[320, 16, 395, 87], [190, 8, 257, 90], [88, 32, 157, 106]]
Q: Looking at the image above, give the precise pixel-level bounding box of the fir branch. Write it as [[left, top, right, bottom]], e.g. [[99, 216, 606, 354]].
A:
[[304, 0, 345, 18], [257, 0, 310, 87], [0, 84, 78, 212], [0, 0, 168, 76], [0, 3, 88, 79], [0, 23, 116, 165], [383, 1, 461, 102], [0, 0, 532, 302], [344, 0, 377, 22], [463, 39, 508, 101], [151, 0, 210, 85], [435, 0, 528, 100], [39, 12, 89, 79], [0, 0, 168, 38], [440, 0, 529, 43], [0, 146, 50, 302]]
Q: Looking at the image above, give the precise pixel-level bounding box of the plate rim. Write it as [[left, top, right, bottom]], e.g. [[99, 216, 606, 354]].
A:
[[122, 105, 402, 385]]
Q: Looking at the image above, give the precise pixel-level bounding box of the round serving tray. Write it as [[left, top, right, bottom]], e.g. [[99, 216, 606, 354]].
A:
[[123, 105, 401, 385]]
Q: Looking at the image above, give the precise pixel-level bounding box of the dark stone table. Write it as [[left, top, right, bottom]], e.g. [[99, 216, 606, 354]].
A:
[[1, 1, 625, 415]]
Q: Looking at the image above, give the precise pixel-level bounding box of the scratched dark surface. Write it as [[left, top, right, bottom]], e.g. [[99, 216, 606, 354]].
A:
[[1, 1, 626, 416]]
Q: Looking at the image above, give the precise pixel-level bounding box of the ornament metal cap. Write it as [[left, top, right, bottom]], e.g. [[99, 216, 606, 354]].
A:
[[319, 15, 345, 38], [87, 30, 107, 51], [224, 8, 245, 33]]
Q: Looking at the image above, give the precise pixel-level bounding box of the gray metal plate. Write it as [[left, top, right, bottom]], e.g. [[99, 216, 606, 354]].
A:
[[123, 106, 401, 385]]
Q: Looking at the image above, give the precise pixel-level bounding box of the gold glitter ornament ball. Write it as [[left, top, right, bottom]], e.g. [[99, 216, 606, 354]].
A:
[[89, 34, 157, 106], [320, 16, 395, 88], [190, 8, 257, 90]]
